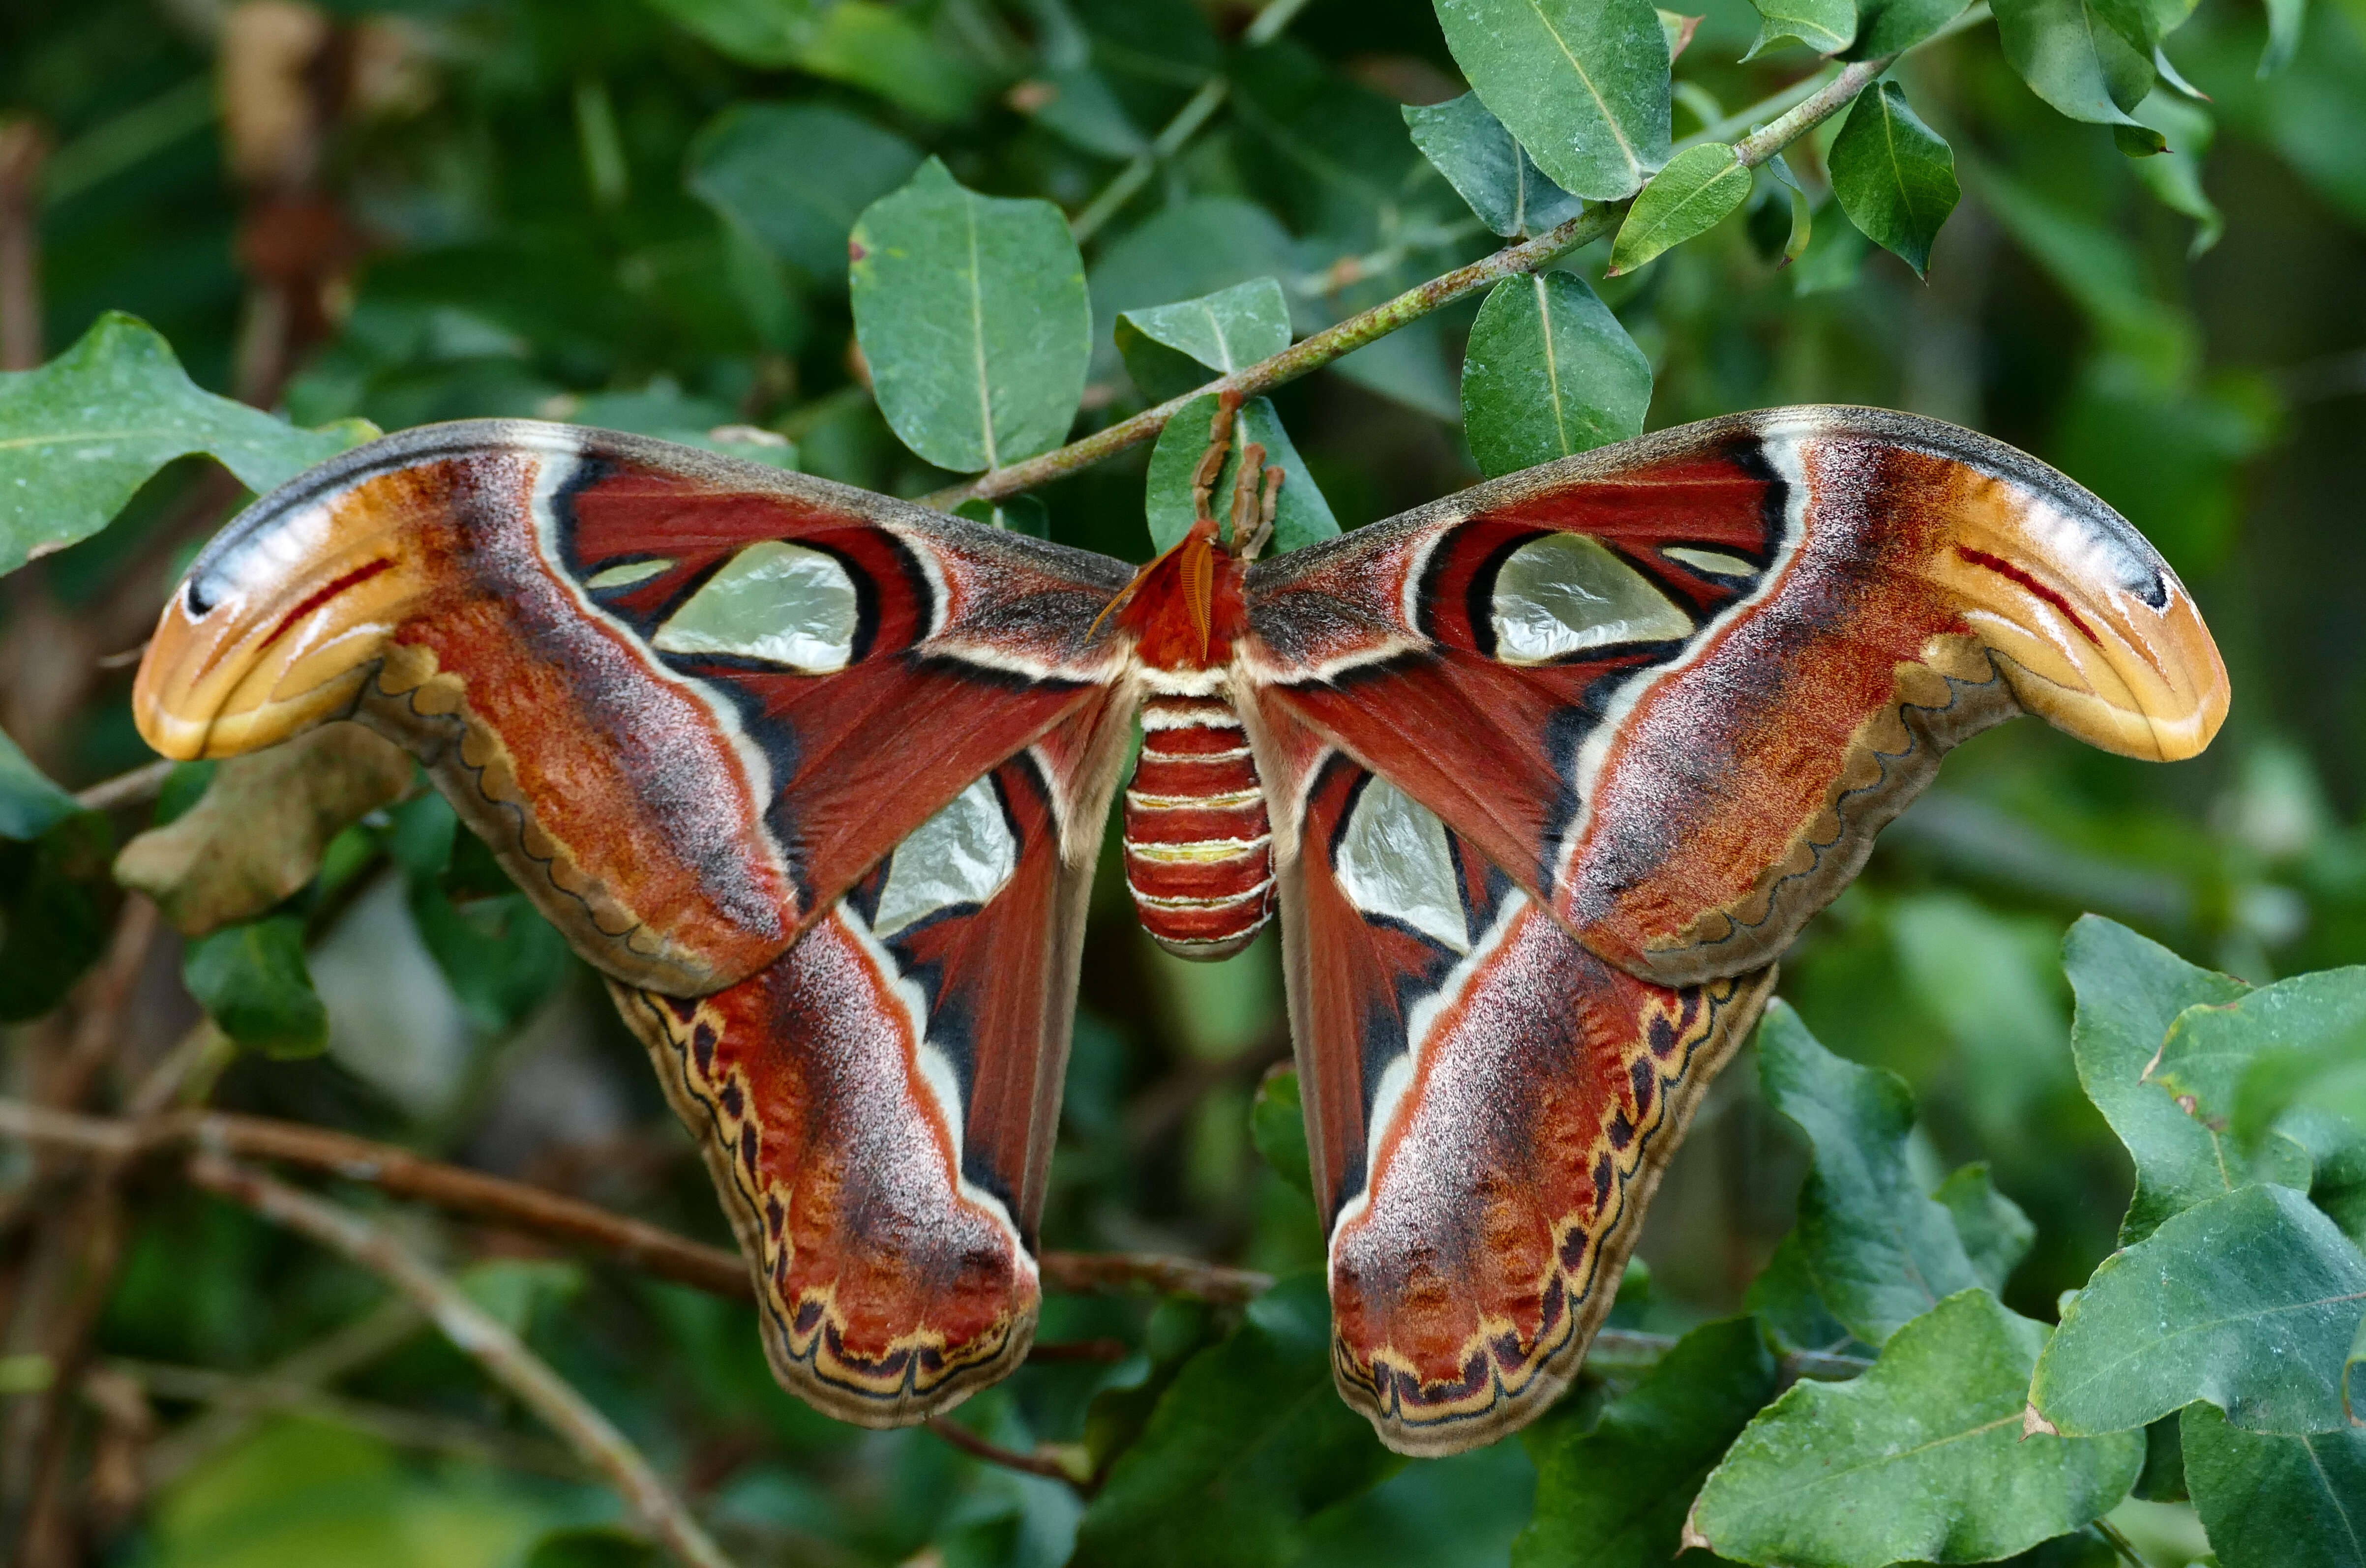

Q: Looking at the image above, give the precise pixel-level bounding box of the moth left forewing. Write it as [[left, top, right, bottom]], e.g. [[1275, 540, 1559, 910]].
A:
[[1247, 714, 1774, 1456], [135, 420, 1136, 996], [610, 694, 1130, 1426]]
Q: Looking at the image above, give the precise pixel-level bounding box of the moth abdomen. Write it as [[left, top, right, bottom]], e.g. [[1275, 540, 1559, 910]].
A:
[[1122, 695, 1274, 961]]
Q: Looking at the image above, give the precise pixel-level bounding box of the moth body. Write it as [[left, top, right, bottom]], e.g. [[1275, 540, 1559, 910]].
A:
[[1122, 694, 1275, 959]]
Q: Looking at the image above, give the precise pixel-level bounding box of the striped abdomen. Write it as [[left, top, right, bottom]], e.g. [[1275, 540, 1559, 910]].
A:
[[1124, 696, 1274, 961]]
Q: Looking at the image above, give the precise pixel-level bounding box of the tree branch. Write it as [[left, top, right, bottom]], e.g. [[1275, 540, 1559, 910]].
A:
[[926, 8, 1998, 514], [923, 1417, 1093, 1488], [185, 1154, 738, 1568], [0, 1100, 1276, 1308]]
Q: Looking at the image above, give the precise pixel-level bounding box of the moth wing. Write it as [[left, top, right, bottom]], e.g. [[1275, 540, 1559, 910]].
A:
[[1241, 406, 2224, 987], [135, 419, 1135, 995], [611, 694, 1130, 1425]]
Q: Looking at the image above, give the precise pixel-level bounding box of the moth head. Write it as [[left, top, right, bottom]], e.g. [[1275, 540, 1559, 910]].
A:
[[1925, 452, 2228, 763], [133, 459, 441, 761]]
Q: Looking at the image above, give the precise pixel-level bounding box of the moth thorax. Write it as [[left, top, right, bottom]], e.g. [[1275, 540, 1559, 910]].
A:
[[1122, 696, 1275, 962]]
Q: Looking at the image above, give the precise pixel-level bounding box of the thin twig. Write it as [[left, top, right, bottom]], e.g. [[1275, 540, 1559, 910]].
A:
[[924, 204, 1619, 509], [72, 759, 174, 815], [924, 1416, 1091, 1488], [185, 1154, 737, 1568], [111, 1357, 584, 1482], [1070, 77, 1229, 244], [2092, 1517, 2150, 1568], [0, 1100, 1277, 1307]]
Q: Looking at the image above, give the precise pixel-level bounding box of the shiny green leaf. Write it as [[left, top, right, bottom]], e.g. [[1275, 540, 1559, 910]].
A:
[[1402, 92, 1585, 237], [2128, 91, 2224, 256], [850, 159, 1091, 473], [1143, 391, 1336, 557], [1745, 0, 1857, 56], [1071, 1272, 1397, 1568], [2033, 1183, 2366, 1435], [1693, 1291, 2145, 1566], [0, 313, 372, 576], [1117, 277, 1293, 402], [184, 915, 330, 1059], [1609, 141, 1753, 273], [687, 103, 922, 284], [1828, 81, 1960, 277], [2062, 917, 2306, 1244], [2151, 963, 2366, 1152], [1514, 1317, 1779, 1568], [1435, 0, 1673, 201], [1460, 271, 1651, 477], [1757, 1002, 1984, 1345], [1993, 0, 2157, 125], [2180, 1402, 2366, 1568]]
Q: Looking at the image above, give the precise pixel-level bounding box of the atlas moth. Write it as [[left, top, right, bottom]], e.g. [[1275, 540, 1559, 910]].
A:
[[134, 395, 2225, 1455]]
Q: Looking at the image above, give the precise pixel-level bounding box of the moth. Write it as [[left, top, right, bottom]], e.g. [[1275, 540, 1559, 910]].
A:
[[132, 401, 2226, 1456]]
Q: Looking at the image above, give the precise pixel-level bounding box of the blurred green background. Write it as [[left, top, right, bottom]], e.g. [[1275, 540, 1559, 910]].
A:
[[0, 0, 2361, 1562]]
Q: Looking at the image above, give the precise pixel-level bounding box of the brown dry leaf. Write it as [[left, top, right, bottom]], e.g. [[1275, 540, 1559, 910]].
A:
[[114, 723, 412, 936]]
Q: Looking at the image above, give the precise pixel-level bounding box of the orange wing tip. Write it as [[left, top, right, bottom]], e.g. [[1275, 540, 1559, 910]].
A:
[[133, 474, 437, 762], [1926, 451, 2230, 765]]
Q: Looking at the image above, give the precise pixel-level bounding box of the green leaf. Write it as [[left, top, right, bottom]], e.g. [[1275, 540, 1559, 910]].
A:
[[2150, 964, 2366, 1153], [1828, 81, 1960, 278], [0, 726, 80, 842], [2062, 917, 2306, 1245], [183, 915, 330, 1059], [850, 159, 1091, 473], [1143, 392, 1337, 558], [1460, 271, 1651, 477], [1693, 1291, 2145, 1567], [1993, 0, 2157, 125], [2032, 1183, 2366, 1436], [952, 496, 1050, 537], [2259, 0, 2307, 75], [1402, 92, 1586, 238], [1434, 0, 1673, 202], [1936, 1164, 2037, 1295], [1609, 141, 1753, 273], [1252, 1068, 1314, 1202], [687, 103, 922, 284], [1745, 1234, 1856, 1351], [2349, 1310, 2365, 1423], [1757, 1002, 1984, 1345], [1745, 0, 1857, 57], [1849, 0, 1971, 58], [642, 0, 977, 119], [1514, 1317, 1779, 1568], [1751, 155, 1815, 268], [1018, 65, 1150, 161], [1071, 1271, 1397, 1568], [0, 812, 112, 1022], [387, 795, 572, 1035], [2128, 91, 2223, 256], [0, 313, 372, 576], [1116, 277, 1293, 402], [2285, 1109, 2366, 1250], [2180, 1402, 2366, 1568]]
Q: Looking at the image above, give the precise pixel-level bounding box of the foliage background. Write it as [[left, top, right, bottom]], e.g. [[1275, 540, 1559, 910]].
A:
[[0, 0, 2363, 1563]]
